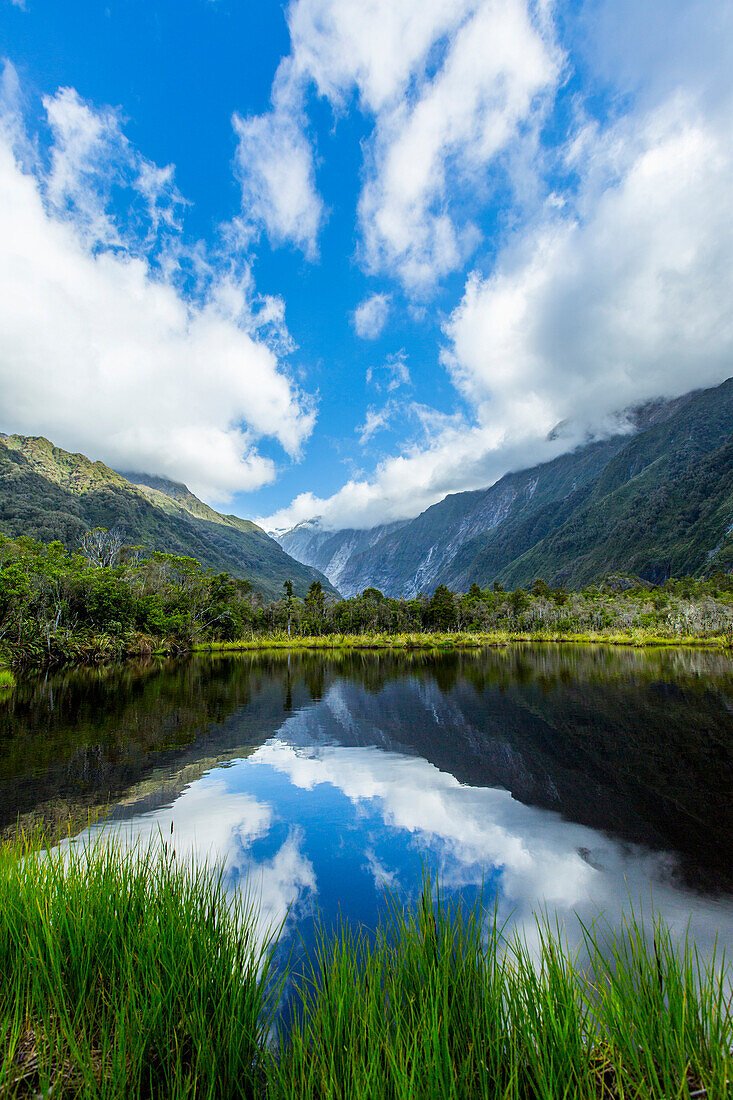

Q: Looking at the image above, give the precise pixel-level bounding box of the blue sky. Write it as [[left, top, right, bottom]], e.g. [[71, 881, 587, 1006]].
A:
[[1, 0, 732, 531]]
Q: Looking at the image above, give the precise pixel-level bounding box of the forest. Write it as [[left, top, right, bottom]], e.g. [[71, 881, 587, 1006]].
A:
[[2, 529, 733, 672]]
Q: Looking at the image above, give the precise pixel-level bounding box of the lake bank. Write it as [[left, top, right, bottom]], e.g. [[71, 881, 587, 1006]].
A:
[[1, 628, 731, 680], [3, 533, 733, 674], [197, 627, 733, 652], [1, 837, 730, 1100]]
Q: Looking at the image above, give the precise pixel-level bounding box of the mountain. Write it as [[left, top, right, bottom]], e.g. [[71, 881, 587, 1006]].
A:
[[273, 517, 408, 593], [0, 435, 336, 599], [276, 380, 733, 594]]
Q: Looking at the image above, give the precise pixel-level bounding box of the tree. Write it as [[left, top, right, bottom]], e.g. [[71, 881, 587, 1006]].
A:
[[304, 580, 326, 634], [284, 579, 294, 637], [427, 584, 456, 631], [509, 588, 530, 617], [80, 525, 125, 569]]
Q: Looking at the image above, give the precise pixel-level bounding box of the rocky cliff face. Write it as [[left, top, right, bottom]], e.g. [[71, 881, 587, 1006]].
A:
[[275, 380, 733, 594], [275, 518, 407, 594]]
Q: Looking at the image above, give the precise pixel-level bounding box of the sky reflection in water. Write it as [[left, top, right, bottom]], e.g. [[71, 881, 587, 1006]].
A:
[[58, 648, 733, 964]]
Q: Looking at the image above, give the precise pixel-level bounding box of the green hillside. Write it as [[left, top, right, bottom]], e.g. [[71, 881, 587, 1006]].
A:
[[449, 379, 733, 589], [0, 435, 335, 599]]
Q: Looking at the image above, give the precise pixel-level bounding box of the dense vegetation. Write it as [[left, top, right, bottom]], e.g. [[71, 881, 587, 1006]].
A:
[[0, 434, 333, 600], [0, 838, 275, 1098], [1, 838, 730, 1098], [2, 531, 733, 672]]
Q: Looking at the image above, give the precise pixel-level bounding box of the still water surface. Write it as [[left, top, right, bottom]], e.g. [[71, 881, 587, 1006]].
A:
[[2, 645, 732, 961]]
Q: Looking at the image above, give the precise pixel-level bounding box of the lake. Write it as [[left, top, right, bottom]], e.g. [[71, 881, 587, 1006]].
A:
[[2, 645, 732, 965]]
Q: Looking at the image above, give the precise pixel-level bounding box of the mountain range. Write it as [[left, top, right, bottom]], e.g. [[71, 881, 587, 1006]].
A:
[[3, 377, 732, 600], [276, 379, 733, 595], [0, 434, 334, 599]]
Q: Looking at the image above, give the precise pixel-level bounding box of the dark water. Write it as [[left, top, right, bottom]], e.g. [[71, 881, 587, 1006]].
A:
[[2, 646, 733, 960]]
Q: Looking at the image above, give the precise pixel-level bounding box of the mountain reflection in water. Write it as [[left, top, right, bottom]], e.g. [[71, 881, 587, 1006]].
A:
[[2, 647, 732, 958]]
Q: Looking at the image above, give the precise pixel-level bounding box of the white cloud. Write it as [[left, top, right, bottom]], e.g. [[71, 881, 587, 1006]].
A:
[[0, 67, 315, 502], [262, 0, 733, 533], [444, 93, 733, 441], [233, 60, 324, 259], [357, 0, 561, 291], [260, 417, 576, 531], [236, 0, 560, 287], [365, 349, 411, 393], [356, 404, 394, 445], [352, 292, 390, 339]]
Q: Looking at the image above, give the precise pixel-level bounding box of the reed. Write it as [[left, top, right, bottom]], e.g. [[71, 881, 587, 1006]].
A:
[[0, 834, 278, 1099], [196, 629, 729, 654], [0, 844, 729, 1098], [271, 885, 732, 1100]]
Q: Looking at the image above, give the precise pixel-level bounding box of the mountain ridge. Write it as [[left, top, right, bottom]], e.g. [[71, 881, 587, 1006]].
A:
[[0, 435, 336, 599], [276, 380, 733, 594]]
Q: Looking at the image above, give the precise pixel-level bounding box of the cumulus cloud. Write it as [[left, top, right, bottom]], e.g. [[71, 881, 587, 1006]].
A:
[[236, 0, 560, 287], [352, 292, 390, 339], [263, 0, 733, 532], [261, 416, 578, 531], [0, 66, 315, 502], [444, 95, 733, 442]]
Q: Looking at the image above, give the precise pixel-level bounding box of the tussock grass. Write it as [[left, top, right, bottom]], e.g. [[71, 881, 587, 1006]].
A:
[[197, 629, 729, 654], [0, 846, 730, 1098], [0, 834, 277, 1099], [274, 886, 732, 1100]]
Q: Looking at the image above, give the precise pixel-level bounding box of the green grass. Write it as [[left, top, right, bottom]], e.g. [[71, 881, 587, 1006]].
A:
[[196, 629, 731, 654], [0, 668, 15, 693], [0, 843, 730, 1098], [0, 835, 278, 1099], [274, 885, 732, 1100]]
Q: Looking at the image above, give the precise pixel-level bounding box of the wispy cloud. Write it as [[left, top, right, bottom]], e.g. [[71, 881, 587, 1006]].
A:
[[234, 0, 560, 289], [262, 0, 733, 532], [366, 350, 411, 393], [233, 60, 324, 260], [352, 291, 390, 339], [356, 403, 395, 445]]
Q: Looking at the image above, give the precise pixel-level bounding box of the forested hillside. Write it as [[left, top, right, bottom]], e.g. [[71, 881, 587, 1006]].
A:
[[277, 380, 733, 594], [0, 435, 334, 599]]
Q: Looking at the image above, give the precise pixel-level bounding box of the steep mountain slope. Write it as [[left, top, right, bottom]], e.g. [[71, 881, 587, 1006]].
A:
[[277, 380, 733, 594], [333, 435, 630, 596], [491, 383, 733, 588], [275, 518, 408, 592], [0, 435, 335, 599]]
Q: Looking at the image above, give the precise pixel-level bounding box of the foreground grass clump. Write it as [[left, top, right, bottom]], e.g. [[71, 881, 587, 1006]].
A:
[[0, 837, 276, 1099], [0, 844, 730, 1098], [274, 889, 732, 1100]]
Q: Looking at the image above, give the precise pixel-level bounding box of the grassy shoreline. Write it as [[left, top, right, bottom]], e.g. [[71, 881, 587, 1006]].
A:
[[1, 838, 730, 1099], [2, 631, 729, 684], [195, 628, 733, 653]]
